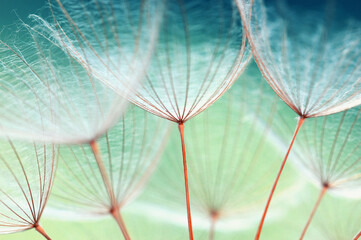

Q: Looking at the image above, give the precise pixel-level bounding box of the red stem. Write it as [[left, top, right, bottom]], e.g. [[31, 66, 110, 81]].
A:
[[111, 209, 131, 240], [178, 123, 194, 240], [255, 116, 305, 240], [353, 231, 361, 240], [299, 186, 328, 240], [90, 141, 115, 204], [90, 140, 131, 240], [35, 225, 51, 240]]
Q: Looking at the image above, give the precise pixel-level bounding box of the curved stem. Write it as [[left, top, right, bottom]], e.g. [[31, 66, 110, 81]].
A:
[[353, 231, 361, 240], [178, 123, 194, 240], [111, 208, 131, 240], [90, 140, 131, 240], [35, 225, 51, 240], [255, 116, 305, 240], [299, 186, 328, 240]]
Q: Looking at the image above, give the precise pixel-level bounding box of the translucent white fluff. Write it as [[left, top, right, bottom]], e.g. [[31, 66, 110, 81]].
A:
[[0, 35, 126, 144], [6, 0, 163, 144], [237, 0, 361, 118], [130, 0, 252, 122], [0, 7, 152, 143], [36, 0, 163, 100], [52, 0, 251, 123]]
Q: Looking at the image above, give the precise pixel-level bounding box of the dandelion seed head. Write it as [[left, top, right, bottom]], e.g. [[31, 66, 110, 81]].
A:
[[60, 0, 252, 123], [273, 105, 361, 199], [47, 105, 170, 218], [302, 197, 361, 240], [0, 0, 164, 144], [0, 21, 131, 144], [237, 0, 361, 118], [0, 139, 56, 234]]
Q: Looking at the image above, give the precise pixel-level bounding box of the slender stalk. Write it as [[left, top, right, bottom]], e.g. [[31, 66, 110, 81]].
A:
[[90, 140, 131, 240], [178, 122, 194, 240], [299, 186, 328, 240], [255, 116, 305, 240], [353, 231, 361, 240], [209, 211, 218, 240], [111, 208, 131, 240], [90, 140, 115, 205], [35, 224, 51, 240]]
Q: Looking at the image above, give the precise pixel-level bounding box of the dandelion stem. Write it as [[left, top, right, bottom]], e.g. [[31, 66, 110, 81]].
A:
[[90, 140, 115, 204], [255, 116, 305, 240], [90, 140, 131, 240], [178, 122, 194, 240], [299, 185, 328, 240], [209, 211, 218, 240], [34, 224, 51, 240], [111, 208, 131, 240], [353, 231, 361, 240]]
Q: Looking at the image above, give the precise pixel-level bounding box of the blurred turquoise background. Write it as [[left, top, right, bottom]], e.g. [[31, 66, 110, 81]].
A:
[[0, 0, 45, 26]]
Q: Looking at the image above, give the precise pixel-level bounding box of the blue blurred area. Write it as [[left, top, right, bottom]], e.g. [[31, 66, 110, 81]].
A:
[[0, 0, 360, 29], [265, 0, 361, 21], [0, 0, 46, 27]]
